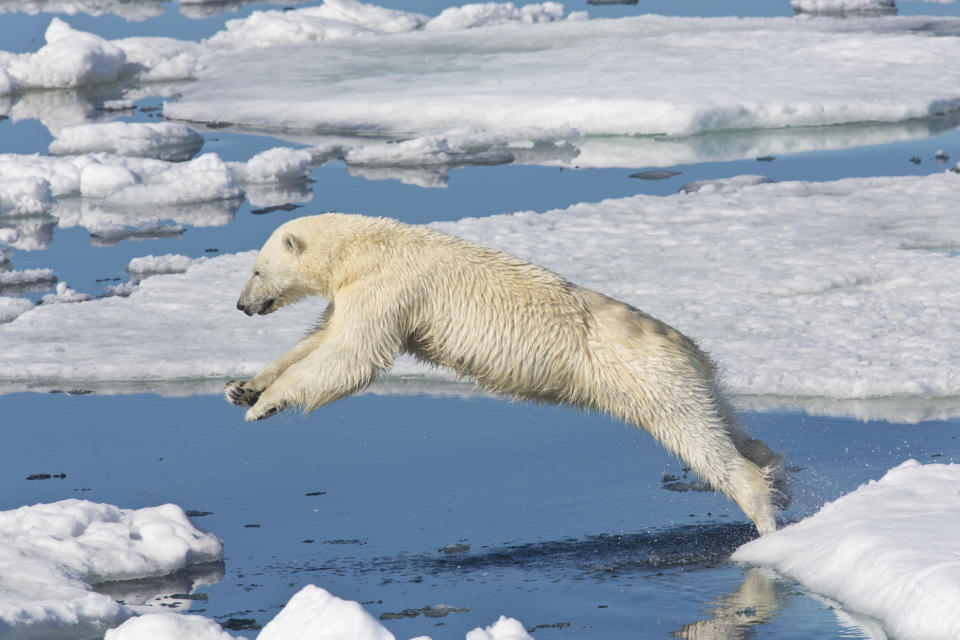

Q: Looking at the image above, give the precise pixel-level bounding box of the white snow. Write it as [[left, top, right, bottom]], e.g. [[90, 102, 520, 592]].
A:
[[127, 253, 208, 278], [0, 499, 223, 638], [163, 10, 960, 139], [0, 177, 56, 215], [40, 281, 92, 304], [0, 172, 957, 423], [464, 616, 535, 640], [103, 583, 532, 640], [0, 18, 126, 93], [792, 0, 896, 13], [104, 613, 239, 640], [0, 147, 320, 239], [256, 585, 396, 640], [733, 460, 960, 640], [424, 2, 569, 31], [49, 122, 204, 162], [0, 296, 34, 323], [0, 267, 56, 288]]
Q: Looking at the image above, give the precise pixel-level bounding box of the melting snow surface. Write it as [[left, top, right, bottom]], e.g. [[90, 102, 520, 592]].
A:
[[733, 460, 960, 640]]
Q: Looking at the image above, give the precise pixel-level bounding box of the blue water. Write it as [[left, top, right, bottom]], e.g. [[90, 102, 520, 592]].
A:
[[3, 1, 960, 638]]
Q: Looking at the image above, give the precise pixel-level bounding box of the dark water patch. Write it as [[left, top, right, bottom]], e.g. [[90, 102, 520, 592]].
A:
[[366, 523, 758, 580]]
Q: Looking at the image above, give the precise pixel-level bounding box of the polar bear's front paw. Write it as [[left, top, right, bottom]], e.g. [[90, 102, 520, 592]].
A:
[[225, 380, 261, 407], [244, 402, 280, 422]]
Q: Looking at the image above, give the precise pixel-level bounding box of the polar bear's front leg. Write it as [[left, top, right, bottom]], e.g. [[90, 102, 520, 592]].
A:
[[243, 336, 395, 422], [225, 331, 330, 407]]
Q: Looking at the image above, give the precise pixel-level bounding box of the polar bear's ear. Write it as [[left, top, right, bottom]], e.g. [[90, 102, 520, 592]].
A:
[[282, 232, 305, 255]]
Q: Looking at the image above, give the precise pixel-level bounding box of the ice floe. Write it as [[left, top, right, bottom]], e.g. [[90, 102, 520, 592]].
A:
[[0, 499, 223, 639], [163, 9, 960, 141], [733, 460, 960, 640], [49, 121, 205, 161], [0, 171, 958, 422], [792, 0, 897, 15], [127, 253, 209, 278]]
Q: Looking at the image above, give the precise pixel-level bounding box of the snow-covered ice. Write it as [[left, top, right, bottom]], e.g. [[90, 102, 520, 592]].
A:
[[0, 172, 957, 422], [49, 122, 204, 162], [0, 499, 223, 638], [127, 253, 208, 278], [733, 460, 960, 640], [40, 281, 92, 304], [792, 0, 896, 14], [164, 8, 960, 141]]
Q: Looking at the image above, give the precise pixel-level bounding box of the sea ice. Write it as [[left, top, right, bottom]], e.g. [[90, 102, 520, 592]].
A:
[[0, 499, 223, 639], [164, 9, 960, 140], [127, 253, 209, 278], [0, 172, 958, 422], [0, 176, 56, 215], [0, 18, 126, 93], [49, 122, 205, 162], [40, 281, 92, 304], [792, 0, 896, 14], [733, 460, 960, 640]]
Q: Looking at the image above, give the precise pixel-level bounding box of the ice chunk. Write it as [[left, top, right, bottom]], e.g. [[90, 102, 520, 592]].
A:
[[0, 267, 56, 295], [127, 253, 208, 278], [227, 147, 313, 183], [0, 228, 16, 244], [1, 18, 126, 93], [50, 122, 204, 162], [104, 612, 239, 640], [792, 0, 897, 15], [40, 281, 92, 304], [425, 2, 566, 30], [465, 615, 535, 640], [0, 177, 56, 215], [257, 585, 396, 640], [205, 0, 428, 50], [733, 460, 960, 640], [0, 499, 223, 638]]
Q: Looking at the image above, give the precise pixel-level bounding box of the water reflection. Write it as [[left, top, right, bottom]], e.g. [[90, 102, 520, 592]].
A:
[[92, 560, 225, 611], [674, 568, 784, 640]]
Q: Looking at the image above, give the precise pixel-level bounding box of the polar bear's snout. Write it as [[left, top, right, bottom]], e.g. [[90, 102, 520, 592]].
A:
[[237, 295, 275, 316]]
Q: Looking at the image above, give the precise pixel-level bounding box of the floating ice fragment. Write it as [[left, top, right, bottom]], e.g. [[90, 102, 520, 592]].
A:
[[791, 0, 897, 14], [465, 615, 535, 640], [0, 499, 223, 638], [425, 2, 566, 30], [41, 281, 92, 304], [50, 122, 205, 162], [0, 177, 56, 215], [104, 612, 238, 640], [127, 253, 208, 278], [0, 228, 17, 244], [227, 147, 313, 184], [257, 585, 396, 640], [1, 18, 127, 94]]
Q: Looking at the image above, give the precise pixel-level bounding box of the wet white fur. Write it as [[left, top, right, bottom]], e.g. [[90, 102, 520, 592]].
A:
[[229, 214, 783, 534]]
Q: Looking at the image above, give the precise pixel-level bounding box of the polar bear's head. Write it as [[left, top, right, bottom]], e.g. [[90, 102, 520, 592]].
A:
[[236, 218, 320, 316]]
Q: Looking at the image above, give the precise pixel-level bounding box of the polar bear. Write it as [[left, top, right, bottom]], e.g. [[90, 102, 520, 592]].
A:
[[226, 213, 785, 534]]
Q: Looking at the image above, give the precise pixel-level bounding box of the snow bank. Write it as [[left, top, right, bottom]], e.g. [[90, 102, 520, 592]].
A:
[[0, 172, 958, 421], [0, 499, 223, 638], [733, 460, 960, 640], [49, 122, 204, 162], [165, 11, 960, 138]]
